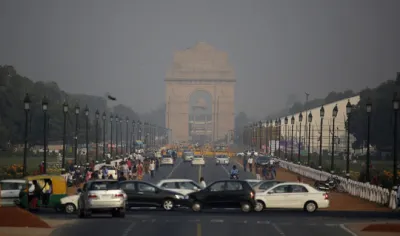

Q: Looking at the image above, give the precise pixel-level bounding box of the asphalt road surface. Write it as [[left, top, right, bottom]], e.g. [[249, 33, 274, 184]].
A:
[[46, 157, 398, 236]]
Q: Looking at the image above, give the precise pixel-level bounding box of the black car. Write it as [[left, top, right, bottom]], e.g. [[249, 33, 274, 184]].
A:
[[255, 156, 270, 166], [119, 181, 189, 211], [187, 180, 256, 212]]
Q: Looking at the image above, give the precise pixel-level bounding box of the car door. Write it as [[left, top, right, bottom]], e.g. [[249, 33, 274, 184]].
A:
[[160, 182, 182, 194], [264, 184, 291, 208], [176, 181, 201, 195], [120, 182, 139, 207], [223, 181, 245, 208], [136, 182, 159, 207], [205, 181, 227, 208], [287, 184, 309, 208]]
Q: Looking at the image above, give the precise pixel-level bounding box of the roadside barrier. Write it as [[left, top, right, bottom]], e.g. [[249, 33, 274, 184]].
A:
[[279, 160, 398, 209]]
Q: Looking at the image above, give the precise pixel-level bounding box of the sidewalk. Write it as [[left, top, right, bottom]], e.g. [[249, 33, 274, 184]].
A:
[[343, 222, 400, 236]]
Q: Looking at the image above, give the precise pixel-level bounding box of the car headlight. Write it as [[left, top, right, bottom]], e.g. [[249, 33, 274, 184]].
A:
[[175, 194, 184, 199]]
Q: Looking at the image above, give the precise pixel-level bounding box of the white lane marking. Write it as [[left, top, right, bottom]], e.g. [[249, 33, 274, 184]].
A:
[[271, 223, 286, 236], [121, 222, 136, 236], [257, 221, 270, 224], [325, 224, 339, 227], [210, 219, 224, 223], [339, 224, 358, 236], [165, 159, 183, 179], [220, 164, 230, 175]]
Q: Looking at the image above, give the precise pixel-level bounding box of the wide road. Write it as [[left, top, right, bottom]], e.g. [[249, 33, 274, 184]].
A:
[[47, 157, 397, 236]]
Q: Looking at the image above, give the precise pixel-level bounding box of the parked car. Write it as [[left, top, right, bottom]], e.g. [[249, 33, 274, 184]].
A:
[[215, 155, 230, 165], [77, 180, 126, 218], [191, 155, 205, 166], [182, 152, 194, 162], [0, 180, 33, 206], [120, 180, 189, 211], [156, 179, 203, 195], [254, 182, 329, 213], [60, 194, 79, 214], [161, 155, 174, 166], [188, 180, 256, 212], [252, 180, 283, 192]]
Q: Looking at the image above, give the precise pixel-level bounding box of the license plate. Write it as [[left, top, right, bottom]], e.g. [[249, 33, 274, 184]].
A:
[[102, 195, 111, 198]]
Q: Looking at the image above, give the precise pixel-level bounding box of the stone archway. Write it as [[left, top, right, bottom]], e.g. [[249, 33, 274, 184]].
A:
[[165, 42, 235, 142], [188, 89, 213, 144]]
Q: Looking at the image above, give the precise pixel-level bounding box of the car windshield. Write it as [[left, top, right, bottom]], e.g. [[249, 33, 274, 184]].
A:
[[163, 155, 172, 158], [185, 152, 194, 156], [217, 155, 228, 159], [102, 165, 115, 170], [257, 156, 269, 161], [89, 181, 120, 190], [194, 156, 203, 159]]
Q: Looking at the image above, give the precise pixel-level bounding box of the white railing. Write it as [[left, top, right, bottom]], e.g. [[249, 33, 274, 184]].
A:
[[279, 160, 398, 209]]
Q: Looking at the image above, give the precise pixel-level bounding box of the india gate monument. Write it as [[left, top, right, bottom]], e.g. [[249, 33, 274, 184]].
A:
[[165, 42, 235, 143]]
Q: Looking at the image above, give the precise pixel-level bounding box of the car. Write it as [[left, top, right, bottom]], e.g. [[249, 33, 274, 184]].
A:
[[120, 181, 189, 211], [77, 180, 126, 218], [161, 155, 174, 165], [182, 152, 194, 162], [187, 180, 256, 213], [215, 155, 230, 165], [0, 180, 33, 206], [191, 155, 205, 166], [156, 179, 203, 195], [253, 182, 330, 213], [244, 179, 262, 187], [252, 180, 283, 192], [60, 194, 79, 214], [255, 156, 271, 166]]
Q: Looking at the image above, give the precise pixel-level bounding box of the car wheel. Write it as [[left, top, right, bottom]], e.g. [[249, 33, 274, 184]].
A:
[[192, 201, 202, 212], [65, 203, 76, 214], [254, 201, 264, 212], [240, 202, 251, 213], [162, 199, 174, 211], [304, 201, 317, 213]]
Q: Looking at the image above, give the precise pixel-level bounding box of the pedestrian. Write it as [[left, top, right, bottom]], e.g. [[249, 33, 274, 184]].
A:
[[118, 171, 127, 181], [248, 156, 254, 172], [199, 177, 206, 189], [243, 155, 248, 172], [150, 160, 155, 178], [256, 165, 261, 180]]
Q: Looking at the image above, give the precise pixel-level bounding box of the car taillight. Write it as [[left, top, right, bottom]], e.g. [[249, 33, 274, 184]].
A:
[[113, 193, 124, 198], [88, 194, 98, 199], [323, 193, 329, 200], [250, 192, 254, 198]]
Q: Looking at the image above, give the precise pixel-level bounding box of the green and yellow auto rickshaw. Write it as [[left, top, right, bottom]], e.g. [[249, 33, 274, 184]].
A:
[[17, 175, 68, 212]]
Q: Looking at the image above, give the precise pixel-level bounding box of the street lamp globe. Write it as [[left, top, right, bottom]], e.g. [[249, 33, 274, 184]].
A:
[[393, 93, 400, 111], [346, 100, 352, 115], [299, 113, 303, 122], [95, 109, 100, 119], [75, 104, 80, 115], [366, 98, 372, 113], [42, 96, 48, 111], [291, 116, 295, 125], [308, 112, 313, 123], [84, 106, 89, 116], [110, 114, 113, 121], [126, 117, 129, 123], [23, 93, 31, 111], [132, 120, 136, 125], [63, 100, 68, 113], [332, 105, 338, 118], [284, 117, 288, 125], [320, 106, 325, 118], [102, 112, 106, 120], [116, 116, 119, 122]]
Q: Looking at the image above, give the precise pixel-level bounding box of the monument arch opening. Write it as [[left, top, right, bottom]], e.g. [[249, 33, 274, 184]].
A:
[[188, 90, 213, 144]]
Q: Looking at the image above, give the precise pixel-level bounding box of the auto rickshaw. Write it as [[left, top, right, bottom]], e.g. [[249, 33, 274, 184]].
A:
[[16, 175, 68, 212]]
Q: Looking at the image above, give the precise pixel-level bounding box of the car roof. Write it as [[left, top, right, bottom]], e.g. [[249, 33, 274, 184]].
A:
[[88, 179, 118, 183], [158, 179, 195, 183], [244, 179, 261, 182], [0, 179, 27, 183]]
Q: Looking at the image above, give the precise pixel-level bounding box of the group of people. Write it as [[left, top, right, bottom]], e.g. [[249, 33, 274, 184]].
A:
[[28, 179, 52, 209], [241, 153, 277, 180]]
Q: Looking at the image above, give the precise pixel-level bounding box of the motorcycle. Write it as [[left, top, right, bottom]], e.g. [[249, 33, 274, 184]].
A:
[[230, 174, 239, 180], [314, 176, 345, 192]]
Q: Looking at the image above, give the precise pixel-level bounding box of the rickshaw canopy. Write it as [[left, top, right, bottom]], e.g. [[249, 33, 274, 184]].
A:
[[25, 175, 67, 195]]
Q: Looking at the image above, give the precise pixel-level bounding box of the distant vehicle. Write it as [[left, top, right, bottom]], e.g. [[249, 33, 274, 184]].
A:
[[0, 179, 33, 206], [120, 181, 189, 211], [191, 155, 205, 166], [77, 180, 126, 218], [183, 152, 194, 162], [95, 164, 118, 179], [255, 156, 271, 166], [161, 155, 174, 166], [156, 179, 203, 195], [254, 182, 329, 213], [252, 180, 283, 192], [215, 155, 230, 165], [188, 180, 256, 212]]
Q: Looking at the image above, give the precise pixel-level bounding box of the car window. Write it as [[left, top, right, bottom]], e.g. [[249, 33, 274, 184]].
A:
[[161, 182, 177, 188], [0, 182, 17, 190], [178, 181, 200, 190], [121, 182, 136, 191], [209, 182, 226, 192], [259, 182, 279, 190], [226, 182, 243, 191], [89, 181, 119, 190], [290, 185, 308, 193], [270, 185, 291, 193], [138, 183, 156, 192]]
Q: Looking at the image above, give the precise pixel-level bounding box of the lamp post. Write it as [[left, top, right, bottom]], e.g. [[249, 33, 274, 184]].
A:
[[74, 104, 80, 165], [102, 112, 106, 160], [366, 98, 372, 182], [269, 121, 273, 154], [132, 120, 136, 153], [258, 121, 263, 150], [120, 119, 123, 154], [274, 119, 278, 156], [110, 114, 114, 157], [62, 101, 68, 169], [265, 121, 269, 153], [331, 105, 338, 174], [138, 121, 142, 149], [284, 117, 288, 160], [346, 100, 352, 179], [298, 113, 303, 164], [278, 119, 281, 158], [84, 106, 89, 163], [95, 110, 99, 161], [291, 116, 295, 162], [42, 96, 48, 174], [392, 93, 399, 187], [126, 117, 129, 154], [319, 106, 325, 171], [307, 112, 312, 165], [23, 93, 31, 176], [116, 116, 119, 156]]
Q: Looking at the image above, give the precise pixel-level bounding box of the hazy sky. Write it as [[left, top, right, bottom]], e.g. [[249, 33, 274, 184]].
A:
[[1, 0, 399, 118]]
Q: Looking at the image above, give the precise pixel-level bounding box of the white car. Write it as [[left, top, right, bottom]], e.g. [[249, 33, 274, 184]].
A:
[[60, 194, 80, 214], [191, 156, 205, 166], [156, 179, 202, 195], [161, 156, 174, 165], [236, 152, 245, 156], [183, 152, 194, 162], [0, 180, 33, 206], [254, 182, 329, 213], [244, 179, 262, 187], [215, 155, 230, 165]]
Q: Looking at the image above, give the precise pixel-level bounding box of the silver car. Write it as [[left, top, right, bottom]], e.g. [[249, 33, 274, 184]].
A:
[[215, 155, 230, 165], [252, 180, 283, 192], [77, 180, 126, 218]]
